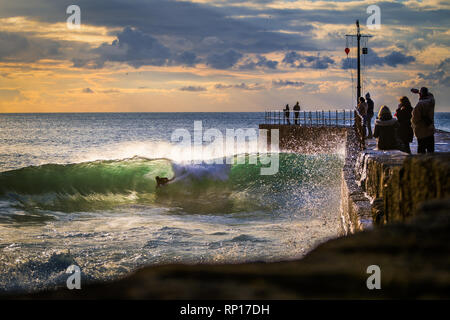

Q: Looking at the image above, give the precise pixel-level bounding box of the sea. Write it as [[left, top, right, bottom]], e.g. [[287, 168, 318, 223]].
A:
[[0, 112, 448, 292]]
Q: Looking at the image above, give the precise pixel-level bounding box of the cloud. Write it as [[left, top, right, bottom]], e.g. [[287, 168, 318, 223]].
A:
[[382, 51, 416, 67], [172, 51, 199, 67], [418, 58, 450, 87], [282, 51, 334, 69], [0, 31, 60, 62], [272, 80, 305, 88], [82, 88, 94, 93], [92, 27, 171, 68], [239, 55, 278, 70], [179, 86, 207, 92], [342, 50, 416, 69], [214, 82, 264, 90], [206, 50, 243, 69]]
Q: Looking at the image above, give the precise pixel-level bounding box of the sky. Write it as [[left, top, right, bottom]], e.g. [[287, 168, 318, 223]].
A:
[[0, 0, 449, 112]]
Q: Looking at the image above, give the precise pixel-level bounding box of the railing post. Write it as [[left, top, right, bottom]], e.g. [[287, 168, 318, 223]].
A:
[[343, 109, 345, 126]]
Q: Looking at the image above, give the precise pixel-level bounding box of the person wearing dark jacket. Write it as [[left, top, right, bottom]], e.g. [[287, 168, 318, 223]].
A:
[[411, 87, 435, 153], [284, 104, 290, 124], [293, 101, 300, 124], [395, 96, 414, 154], [365, 93, 374, 138], [373, 105, 405, 151]]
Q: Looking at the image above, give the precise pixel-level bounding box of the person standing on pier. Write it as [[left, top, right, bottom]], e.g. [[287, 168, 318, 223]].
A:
[[395, 96, 414, 154], [374, 105, 405, 152], [284, 104, 290, 124], [411, 87, 435, 153], [293, 101, 300, 124], [365, 93, 374, 138]]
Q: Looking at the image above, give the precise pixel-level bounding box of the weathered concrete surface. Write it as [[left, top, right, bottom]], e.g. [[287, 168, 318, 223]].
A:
[[259, 124, 348, 154], [356, 139, 450, 225], [343, 129, 450, 229], [9, 199, 450, 299]]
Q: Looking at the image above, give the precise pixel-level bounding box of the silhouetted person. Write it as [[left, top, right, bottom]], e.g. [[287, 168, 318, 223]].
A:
[[156, 176, 173, 188], [374, 105, 405, 152], [365, 93, 374, 138], [293, 101, 300, 124], [284, 104, 290, 124], [395, 96, 414, 154], [357, 97, 368, 135], [411, 87, 435, 153]]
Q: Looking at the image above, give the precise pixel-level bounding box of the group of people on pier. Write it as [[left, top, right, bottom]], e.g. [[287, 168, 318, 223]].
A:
[[283, 102, 301, 125], [280, 86, 435, 154], [357, 86, 435, 154]]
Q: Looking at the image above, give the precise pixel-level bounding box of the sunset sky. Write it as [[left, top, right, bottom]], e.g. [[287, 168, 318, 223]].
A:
[[0, 0, 449, 113]]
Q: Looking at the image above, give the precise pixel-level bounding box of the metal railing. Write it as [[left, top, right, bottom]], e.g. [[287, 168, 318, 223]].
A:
[[264, 109, 356, 127]]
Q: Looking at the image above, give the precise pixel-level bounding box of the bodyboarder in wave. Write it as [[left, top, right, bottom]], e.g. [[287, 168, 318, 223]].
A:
[[155, 176, 175, 188]]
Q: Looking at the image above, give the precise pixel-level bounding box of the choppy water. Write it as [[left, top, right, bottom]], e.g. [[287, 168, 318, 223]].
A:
[[0, 112, 446, 293]]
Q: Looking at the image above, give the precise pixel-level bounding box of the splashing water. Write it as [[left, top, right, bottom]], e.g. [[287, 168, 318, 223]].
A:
[[0, 113, 345, 292]]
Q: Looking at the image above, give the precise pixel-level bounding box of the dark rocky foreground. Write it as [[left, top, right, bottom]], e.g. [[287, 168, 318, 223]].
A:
[[9, 198, 450, 299]]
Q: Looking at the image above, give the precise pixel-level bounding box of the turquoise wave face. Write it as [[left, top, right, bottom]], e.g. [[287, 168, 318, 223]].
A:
[[0, 154, 343, 214]]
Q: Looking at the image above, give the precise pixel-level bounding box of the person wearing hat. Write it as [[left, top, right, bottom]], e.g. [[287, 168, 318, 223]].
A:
[[411, 87, 435, 153], [365, 93, 374, 138], [373, 105, 405, 151]]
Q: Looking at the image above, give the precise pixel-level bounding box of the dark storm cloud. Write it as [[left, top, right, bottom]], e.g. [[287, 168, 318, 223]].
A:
[[282, 51, 335, 69], [342, 50, 415, 69]]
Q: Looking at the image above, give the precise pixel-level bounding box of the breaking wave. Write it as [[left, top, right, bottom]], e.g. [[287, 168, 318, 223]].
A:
[[0, 154, 343, 214]]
